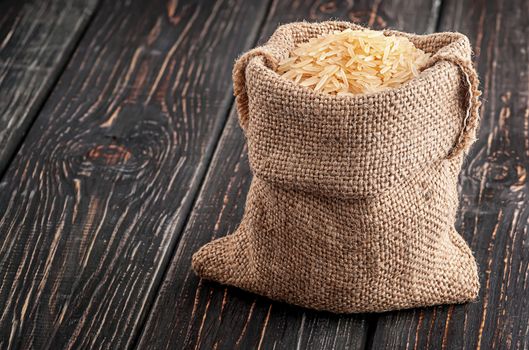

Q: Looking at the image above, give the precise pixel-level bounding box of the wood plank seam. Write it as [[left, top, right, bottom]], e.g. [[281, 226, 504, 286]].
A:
[[126, 0, 278, 348], [0, 0, 102, 179]]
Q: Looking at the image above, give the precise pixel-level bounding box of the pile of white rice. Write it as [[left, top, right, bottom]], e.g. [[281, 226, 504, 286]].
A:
[[276, 28, 431, 95]]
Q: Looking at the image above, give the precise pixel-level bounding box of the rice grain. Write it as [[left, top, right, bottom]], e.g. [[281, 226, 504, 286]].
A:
[[276, 28, 431, 95]]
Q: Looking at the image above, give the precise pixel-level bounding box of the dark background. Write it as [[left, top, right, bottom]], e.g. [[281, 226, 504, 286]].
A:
[[0, 0, 527, 349]]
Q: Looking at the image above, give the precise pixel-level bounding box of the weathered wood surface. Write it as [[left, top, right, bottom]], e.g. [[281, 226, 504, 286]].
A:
[[2, 0, 527, 349], [0, 0, 99, 176], [371, 0, 529, 348], [0, 0, 271, 348], [138, 1, 443, 349]]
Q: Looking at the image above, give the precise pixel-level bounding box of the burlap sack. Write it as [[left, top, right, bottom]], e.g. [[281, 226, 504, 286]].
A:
[[192, 21, 481, 313]]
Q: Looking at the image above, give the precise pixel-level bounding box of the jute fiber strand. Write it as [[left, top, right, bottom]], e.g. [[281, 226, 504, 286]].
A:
[[192, 21, 482, 313]]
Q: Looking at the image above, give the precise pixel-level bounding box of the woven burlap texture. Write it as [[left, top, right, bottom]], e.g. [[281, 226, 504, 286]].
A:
[[192, 21, 481, 313]]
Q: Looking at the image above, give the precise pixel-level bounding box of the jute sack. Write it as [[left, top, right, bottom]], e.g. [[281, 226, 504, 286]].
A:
[[192, 21, 481, 313]]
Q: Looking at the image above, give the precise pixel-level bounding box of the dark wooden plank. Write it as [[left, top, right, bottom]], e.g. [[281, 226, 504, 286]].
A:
[[0, 0, 272, 348], [138, 1, 443, 349], [0, 0, 99, 176], [371, 0, 529, 348]]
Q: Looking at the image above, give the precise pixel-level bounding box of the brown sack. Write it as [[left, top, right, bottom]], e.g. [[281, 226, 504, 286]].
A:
[[192, 21, 481, 313]]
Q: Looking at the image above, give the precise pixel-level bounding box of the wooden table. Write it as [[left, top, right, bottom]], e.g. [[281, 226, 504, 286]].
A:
[[0, 0, 527, 348]]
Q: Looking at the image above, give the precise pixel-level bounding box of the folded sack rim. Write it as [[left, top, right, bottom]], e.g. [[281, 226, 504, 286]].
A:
[[234, 21, 479, 199]]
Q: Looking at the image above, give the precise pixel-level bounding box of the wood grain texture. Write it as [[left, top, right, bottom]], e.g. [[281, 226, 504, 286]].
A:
[[138, 1, 442, 349], [371, 0, 529, 348], [0, 0, 271, 348], [0, 0, 99, 176]]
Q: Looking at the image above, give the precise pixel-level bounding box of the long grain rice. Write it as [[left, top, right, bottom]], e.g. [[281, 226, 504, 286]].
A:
[[276, 28, 431, 95]]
